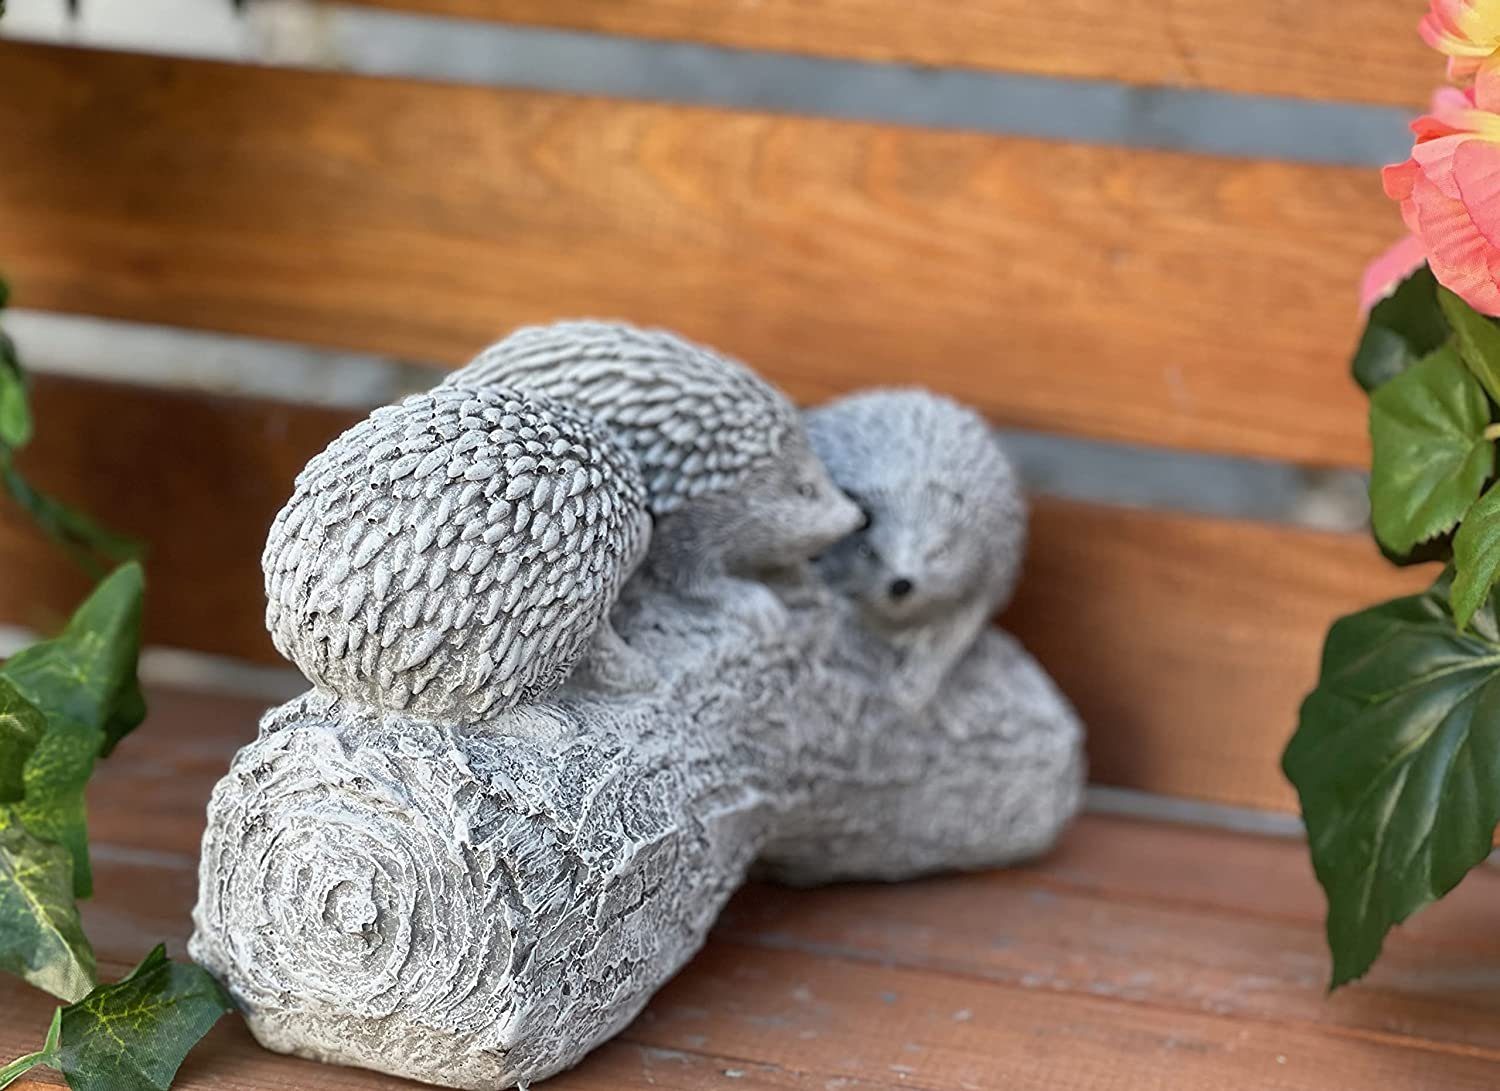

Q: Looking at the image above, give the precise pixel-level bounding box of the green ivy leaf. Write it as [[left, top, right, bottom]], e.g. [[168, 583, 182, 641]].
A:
[[3, 562, 146, 756], [0, 331, 31, 452], [1453, 482, 1500, 629], [0, 948, 233, 1091], [0, 680, 45, 804], [57, 946, 232, 1091], [1439, 286, 1500, 405], [0, 812, 95, 1003], [1353, 265, 1450, 393], [13, 722, 102, 898], [1285, 571, 1500, 987], [0, 1010, 61, 1090], [1369, 346, 1495, 556]]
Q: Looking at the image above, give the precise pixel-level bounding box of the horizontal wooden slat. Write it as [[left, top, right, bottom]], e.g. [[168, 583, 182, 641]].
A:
[[0, 41, 1396, 468], [2, 375, 356, 661], [5, 374, 1426, 808], [7, 692, 1500, 1088], [338, 0, 1440, 109], [1003, 501, 1432, 812]]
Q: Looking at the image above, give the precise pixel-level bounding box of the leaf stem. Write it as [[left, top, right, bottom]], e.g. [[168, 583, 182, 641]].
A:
[[0, 1010, 62, 1089], [0, 1050, 49, 1089]]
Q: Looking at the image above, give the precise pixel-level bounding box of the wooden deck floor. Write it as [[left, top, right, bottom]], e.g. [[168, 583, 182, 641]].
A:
[[5, 687, 1500, 1090]]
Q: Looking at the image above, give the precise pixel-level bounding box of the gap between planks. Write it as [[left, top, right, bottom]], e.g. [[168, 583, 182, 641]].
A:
[[333, 0, 1439, 109]]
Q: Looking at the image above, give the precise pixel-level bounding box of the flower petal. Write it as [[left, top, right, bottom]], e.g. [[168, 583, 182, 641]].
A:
[[1359, 235, 1429, 315], [1453, 137, 1500, 249]]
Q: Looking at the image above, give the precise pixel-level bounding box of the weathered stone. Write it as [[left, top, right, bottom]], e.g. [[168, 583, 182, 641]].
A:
[[192, 333, 1084, 1090]]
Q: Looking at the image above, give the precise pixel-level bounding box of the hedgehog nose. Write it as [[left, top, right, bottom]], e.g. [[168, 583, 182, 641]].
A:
[[888, 577, 914, 600]]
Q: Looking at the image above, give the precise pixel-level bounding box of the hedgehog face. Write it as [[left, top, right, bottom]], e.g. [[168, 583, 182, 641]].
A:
[[717, 430, 863, 574], [805, 390, 1026, 630], [815, 480, 986, 627]]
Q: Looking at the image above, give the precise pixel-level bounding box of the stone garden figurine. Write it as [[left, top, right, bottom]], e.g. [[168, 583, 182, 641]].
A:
[[805, 389, 1028, 710], [193, 324, 1085, 1091], [262, 385, 651, 720], [445, 321, 864, 614]]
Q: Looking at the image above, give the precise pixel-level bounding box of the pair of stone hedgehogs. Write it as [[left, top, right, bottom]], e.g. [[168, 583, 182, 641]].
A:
[[262, 321, 1025, 721]]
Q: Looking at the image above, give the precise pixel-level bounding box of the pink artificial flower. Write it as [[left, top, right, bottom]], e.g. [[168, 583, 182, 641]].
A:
[[1383, 71, 1500, 316], [1421, 0, 1500, 81], [1359, 234, 1429, 314]]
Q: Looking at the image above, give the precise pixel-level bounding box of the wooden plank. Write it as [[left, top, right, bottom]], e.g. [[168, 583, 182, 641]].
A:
[[338, 0, 1440, 109], [0, 41, 1396, 469], [719, 860, 1500, 1056], [1002, 501, 1433, 812], [11, 717, 1500, 1091], [1, 374, 356, 662], [0, 980, 837, 1090]]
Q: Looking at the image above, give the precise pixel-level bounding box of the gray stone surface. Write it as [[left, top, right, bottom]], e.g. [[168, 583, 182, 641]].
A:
[[262, 385, 651, 719], [446, 322, 863, 600], [191, 330, 1084, 1090]]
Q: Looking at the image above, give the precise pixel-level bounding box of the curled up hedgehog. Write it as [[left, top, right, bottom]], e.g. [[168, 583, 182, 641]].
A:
[[805, 389, 1027, 709], [263, 385, 652, 721], [444, 321, 863, 617]]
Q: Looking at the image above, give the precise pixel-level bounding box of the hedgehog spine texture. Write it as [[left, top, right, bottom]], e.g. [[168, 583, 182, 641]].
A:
[[263, 385, 650, 719], [444, 320, 799, 516]]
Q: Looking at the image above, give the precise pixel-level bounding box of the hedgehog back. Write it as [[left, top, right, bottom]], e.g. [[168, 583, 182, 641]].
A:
[[263, 385, 650, 720], [446, 321, 798, 515]]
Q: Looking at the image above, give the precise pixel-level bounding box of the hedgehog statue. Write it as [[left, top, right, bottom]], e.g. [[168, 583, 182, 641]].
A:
[[805, 389, 1027, 709], [443, 321, 862, 617], [263, 384, 652, 721]]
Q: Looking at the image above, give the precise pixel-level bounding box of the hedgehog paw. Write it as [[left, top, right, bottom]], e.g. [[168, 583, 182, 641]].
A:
[[577, 621, 659, 694], [721, 577, 790, 635]]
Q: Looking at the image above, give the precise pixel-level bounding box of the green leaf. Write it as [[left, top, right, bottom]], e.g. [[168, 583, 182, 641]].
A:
[[0, 332, 31, 451], [0, 680, 45, 804], [3, 562, 146, 755], [0, 812, 95, 1002], [0, 1010, 61, 1090], [1285, 571, 1500, 987], [1378, 529, 1455, 568], [1439, 286, 1500, 404], [0, 565, 146, 897], [13, 722, 102, 898], [57, 946, 233, 1091], [1368, 346, 1495, 556], [1353, 265, 1450, 393], [1453, 481, 1500, 629]]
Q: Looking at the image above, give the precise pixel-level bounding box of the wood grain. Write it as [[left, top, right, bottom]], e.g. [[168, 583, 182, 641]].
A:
[[6, 692, 1500, 1088], [0, 41, 1398, 468], [1003, 501, 1435, 812], [0, 374, 357, 662], [338, 0, 1440, 109], [1, 375, 1425, 809]]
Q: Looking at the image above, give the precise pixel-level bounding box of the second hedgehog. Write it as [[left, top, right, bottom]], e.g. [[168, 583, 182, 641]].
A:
[[445, 321, 863, 611]]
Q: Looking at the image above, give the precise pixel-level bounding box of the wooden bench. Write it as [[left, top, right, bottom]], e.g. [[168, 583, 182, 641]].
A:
[[3, 3, 1495, 1087]]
